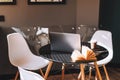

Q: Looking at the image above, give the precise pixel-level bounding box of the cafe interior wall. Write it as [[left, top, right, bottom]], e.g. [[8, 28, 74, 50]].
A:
[[0, 0, 76, 31], [0, 0, 100, 75], [0, 0, 77, 75], [76, 0, 99, 27], [0, 0, 100, 32]]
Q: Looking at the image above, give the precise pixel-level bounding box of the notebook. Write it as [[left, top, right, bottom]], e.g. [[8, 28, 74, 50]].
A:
[[49, 32, 81, 52]]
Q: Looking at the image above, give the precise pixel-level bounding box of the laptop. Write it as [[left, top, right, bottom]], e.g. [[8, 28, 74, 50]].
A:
[[49, 32, 81, 52]]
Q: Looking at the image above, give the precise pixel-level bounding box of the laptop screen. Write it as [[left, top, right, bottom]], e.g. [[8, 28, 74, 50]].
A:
[[49, 32, 81, 52]]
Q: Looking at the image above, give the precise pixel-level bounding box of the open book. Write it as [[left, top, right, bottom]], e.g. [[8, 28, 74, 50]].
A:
[[71, 46, 97, 62]]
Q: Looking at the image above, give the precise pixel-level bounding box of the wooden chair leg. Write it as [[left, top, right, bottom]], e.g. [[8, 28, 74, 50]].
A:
[[44, 61, 53, 80], [78, 64, 86, 80], [61, 63, 65, 80], [95, 72, 98, 80], [88, 67, 92, 80], [94, 61, 102, 80], [102, 65, 110, 80], [14, 71, 19, 80], [78, 71, 81, 80], [39, 69, 45, 77]]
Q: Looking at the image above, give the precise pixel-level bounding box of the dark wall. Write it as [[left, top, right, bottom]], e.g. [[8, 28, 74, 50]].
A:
[[99, 0, 120, 64], [0, 28, 17, 75], [111, 0, 120, 64]]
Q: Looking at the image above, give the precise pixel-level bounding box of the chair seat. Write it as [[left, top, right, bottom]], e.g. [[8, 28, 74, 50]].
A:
[[15, 55, 49, 70], [18, 66, 44, 80], [7, 33, 52, 80]]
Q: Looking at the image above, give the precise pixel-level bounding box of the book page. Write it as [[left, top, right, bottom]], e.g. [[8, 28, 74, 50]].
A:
[[71, 50, 85, 62], [81, 46, 91, 59], [71, 46, 97, 62], [82, 46, 96, 60]]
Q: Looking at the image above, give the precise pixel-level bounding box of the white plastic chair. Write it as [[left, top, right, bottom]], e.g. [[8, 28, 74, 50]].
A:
[[88, 30, 113, 80], [18, 66, 44, 80], [7, 33, 53, 80]]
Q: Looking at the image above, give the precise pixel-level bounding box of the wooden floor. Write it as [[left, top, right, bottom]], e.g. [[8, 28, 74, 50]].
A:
[[0, 66, 120, 80], [47, 67, 120, 80]]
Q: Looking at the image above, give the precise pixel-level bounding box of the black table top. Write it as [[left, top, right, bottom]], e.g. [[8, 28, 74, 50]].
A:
[[39, 42, 108, 64]]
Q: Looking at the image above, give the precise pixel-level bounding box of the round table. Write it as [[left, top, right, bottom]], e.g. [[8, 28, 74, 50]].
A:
[[39, 43, 107, 80]]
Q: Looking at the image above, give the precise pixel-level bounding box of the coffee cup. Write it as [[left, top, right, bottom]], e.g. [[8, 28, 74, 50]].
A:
[[90, 41, 97, 49]]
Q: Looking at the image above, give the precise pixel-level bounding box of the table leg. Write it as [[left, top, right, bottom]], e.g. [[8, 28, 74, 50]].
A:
[[78, 64, 85, 80], [94, 61, 102, 80], [61, 63, 65, 80], [44, 61, 53, 80]]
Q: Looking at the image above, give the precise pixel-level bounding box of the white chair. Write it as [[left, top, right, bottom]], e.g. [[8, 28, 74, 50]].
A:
[[7, 33, 53, 80], [18, 66, 44, 80], [88, 30, 113, 80]]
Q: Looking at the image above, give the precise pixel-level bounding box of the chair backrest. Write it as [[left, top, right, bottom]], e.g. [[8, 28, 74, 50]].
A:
[[90, 30, 113, 65], [18, 66, 44, 80], [7, 33, 33, 67]]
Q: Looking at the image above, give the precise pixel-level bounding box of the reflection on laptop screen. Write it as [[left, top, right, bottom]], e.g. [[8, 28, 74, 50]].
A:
[[49, 32, 81, 52]]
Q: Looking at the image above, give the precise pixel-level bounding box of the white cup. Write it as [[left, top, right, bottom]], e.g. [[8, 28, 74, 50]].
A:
[[90, 41, 97, 49]]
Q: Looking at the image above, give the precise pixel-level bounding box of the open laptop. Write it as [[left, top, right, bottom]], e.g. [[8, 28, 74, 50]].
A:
[[49, 32, 81, 52]]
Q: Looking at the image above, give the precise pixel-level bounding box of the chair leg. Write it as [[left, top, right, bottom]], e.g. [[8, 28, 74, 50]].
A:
[[61, 63, 65, 80], [78, 72, 81, 80], [14, 71, 19, 80], [40, 69, 45, 77], [95, 72, 98, 80], [80, 64, 85, 80], [102, 65, 110, 80], [44, 61, 53, 80], [78, 64, 86, 80], [88, 67, 92, 80], [94, 61, 102, 80]]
